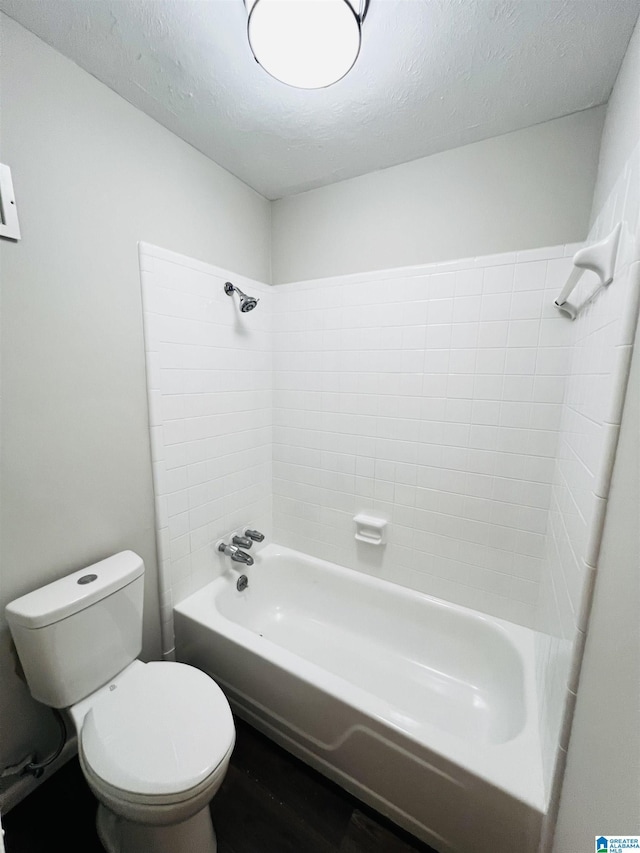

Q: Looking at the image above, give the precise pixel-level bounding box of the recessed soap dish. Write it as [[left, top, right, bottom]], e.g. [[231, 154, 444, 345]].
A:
[[354, 513, 387, 546]]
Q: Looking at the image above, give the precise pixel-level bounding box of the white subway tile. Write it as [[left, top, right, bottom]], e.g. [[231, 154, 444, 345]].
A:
[[510, 290, 544, 320], [483, 266, 515, 294], [478, 320, 509, 348], [455, 268, 484, 296], [513, 261, 547, 292], [507, 319, 540, 348], [481, 292, 512, 321]]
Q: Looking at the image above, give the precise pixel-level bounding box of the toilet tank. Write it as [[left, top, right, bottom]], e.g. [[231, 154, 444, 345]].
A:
[[5, 551, 144, 708]]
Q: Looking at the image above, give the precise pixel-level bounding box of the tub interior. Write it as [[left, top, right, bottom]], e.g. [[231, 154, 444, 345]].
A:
[[216, 552, 526, 745]]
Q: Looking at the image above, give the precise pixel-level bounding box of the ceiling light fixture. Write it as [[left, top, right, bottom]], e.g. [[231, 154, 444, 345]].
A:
[[245, 0, 369, 90]]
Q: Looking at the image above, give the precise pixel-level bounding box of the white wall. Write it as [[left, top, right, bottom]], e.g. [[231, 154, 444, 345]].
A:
[[0, 13, 270, 794], [550, 16, 640, 850], [271, 108, 605, 284], [590, 18, 640, 221]]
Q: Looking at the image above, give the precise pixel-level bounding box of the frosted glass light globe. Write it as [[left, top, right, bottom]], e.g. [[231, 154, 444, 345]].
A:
[[248, 0, 362, 89]]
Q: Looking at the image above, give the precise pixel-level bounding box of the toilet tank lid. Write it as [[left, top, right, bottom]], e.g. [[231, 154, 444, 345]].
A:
[[5, 551, 144, 629]]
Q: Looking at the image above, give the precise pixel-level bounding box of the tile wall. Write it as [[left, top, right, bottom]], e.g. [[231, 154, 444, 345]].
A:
[[271, 249, 576, 627], [535, 141, 640, 794], [139, 243, 273, 653]]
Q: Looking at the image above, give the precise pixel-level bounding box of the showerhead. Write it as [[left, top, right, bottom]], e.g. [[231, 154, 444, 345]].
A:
[[224, 281, 259, 313], [240, 295, 258, 312]]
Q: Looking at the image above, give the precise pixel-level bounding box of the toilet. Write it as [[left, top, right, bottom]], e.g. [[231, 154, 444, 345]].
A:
[[5, 551, 235, 853]]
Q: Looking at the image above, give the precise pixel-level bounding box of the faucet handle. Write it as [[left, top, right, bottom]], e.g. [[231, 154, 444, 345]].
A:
[[245, 529, 265, 542], [232, 534, 252, 549]]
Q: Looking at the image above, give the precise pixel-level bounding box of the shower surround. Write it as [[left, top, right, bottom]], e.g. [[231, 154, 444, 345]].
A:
[[140, 241, 577, 633], [270, 250, 574, 628], [139, 132, 639, 835]]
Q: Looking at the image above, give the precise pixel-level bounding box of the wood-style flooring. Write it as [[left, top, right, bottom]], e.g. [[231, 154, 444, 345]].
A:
[[3, 717, 437, 853]]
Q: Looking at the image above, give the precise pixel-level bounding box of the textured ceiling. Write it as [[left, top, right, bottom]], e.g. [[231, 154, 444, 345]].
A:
[[2, 0, 639, 199]]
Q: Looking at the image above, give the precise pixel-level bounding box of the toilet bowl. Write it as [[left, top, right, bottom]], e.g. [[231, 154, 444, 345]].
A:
[[71, 659, 235, 853], [5, 551, 235, 853]]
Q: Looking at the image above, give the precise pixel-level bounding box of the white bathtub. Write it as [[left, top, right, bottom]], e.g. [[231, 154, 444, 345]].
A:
[[174, 544, 545, 853]]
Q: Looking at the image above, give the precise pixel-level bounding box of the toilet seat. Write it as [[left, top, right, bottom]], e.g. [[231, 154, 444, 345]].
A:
[[80, 745, 232, 830], [80, 661, 235, 803]]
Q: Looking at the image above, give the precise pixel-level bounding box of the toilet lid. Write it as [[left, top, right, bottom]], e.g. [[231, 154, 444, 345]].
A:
[[80, 662, 235, 797]]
